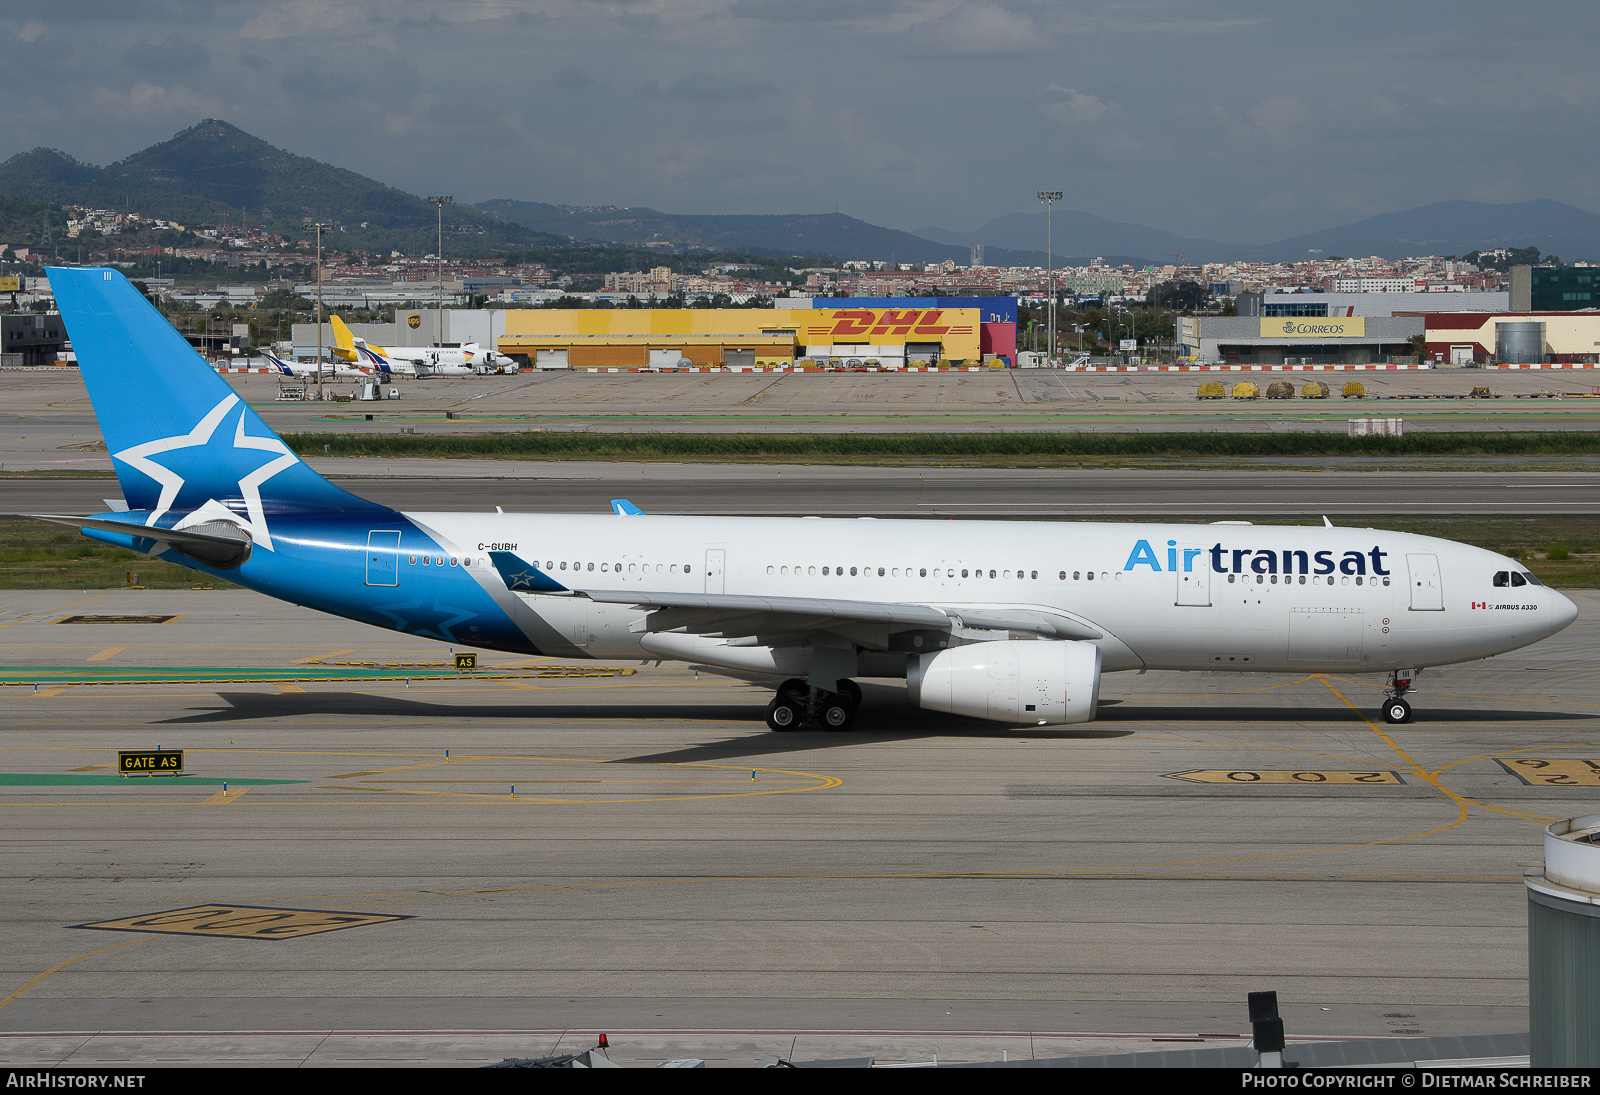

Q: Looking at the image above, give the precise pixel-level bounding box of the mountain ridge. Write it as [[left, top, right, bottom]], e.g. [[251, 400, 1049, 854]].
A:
[[916, 199, 1600, 265], [472, 198, 1144, 267], [4, 120, 1598, 268]]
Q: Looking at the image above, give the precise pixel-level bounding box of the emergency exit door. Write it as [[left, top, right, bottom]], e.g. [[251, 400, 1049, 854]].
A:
[[1175, 544, 1211, 606], [704, 549, 726, 593], [1407, 553, 1444, 610], [365, 530, 400, 587]]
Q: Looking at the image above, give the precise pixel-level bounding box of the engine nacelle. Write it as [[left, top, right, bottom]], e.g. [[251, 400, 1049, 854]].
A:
[[907, 640, 1102, 725]]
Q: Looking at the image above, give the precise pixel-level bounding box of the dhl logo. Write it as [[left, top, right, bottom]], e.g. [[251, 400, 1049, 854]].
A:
[[825, 309, 953, 338]]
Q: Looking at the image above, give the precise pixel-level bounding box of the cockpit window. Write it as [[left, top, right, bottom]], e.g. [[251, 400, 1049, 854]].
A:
[[1493, 571, 1510, 587], [1510, 572, 1527, 588], [1523, 571, 1542, 586]]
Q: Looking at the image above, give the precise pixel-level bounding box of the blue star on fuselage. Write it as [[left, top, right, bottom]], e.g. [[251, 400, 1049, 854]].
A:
[[373, 588, 479, 642]]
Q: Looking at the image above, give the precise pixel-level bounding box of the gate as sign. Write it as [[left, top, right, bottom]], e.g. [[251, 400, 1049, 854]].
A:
[[1406, 553, 1443, 611], [365, 530, 401, 587]]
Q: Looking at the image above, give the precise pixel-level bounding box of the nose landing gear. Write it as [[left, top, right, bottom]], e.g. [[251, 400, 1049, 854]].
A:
[[1380, 668, 1420, 724]]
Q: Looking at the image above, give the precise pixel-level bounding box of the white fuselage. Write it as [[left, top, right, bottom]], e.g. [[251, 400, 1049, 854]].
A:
[[400, 513, 1576, 673], [265, 357, 369, 379]]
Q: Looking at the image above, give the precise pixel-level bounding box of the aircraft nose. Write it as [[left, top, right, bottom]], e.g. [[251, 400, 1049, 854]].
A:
[[1549, 587, 1579, 633]]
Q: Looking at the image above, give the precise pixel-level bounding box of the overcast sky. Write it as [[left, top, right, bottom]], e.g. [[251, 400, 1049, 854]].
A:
[[9, 1, 1600, 243]]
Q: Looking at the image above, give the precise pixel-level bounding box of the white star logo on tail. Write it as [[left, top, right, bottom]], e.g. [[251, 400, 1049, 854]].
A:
[[112, 393, 298, 552]]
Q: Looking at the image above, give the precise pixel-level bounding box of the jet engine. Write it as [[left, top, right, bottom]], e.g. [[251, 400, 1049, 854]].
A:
[[907, 640, 1103, 725]]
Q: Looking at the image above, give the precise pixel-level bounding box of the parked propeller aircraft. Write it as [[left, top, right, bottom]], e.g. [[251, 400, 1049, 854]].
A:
[[261, 348, 369, 379], [330, 316, 517, 377], [33, 268, 1579, 732]]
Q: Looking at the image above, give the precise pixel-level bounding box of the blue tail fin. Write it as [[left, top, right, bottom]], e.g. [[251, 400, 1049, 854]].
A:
[[261, 348, 296, 375], [49, 267, 386, 537]]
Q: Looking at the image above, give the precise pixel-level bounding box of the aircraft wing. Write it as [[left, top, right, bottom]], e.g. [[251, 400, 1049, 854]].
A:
[[575, 588, 1101, 642], [484, 551, 1103, 644]]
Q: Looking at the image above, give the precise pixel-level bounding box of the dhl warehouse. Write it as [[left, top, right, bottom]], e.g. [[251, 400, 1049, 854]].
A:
[[314, 298, 1017, 370], [499, 297, 1017, 370]]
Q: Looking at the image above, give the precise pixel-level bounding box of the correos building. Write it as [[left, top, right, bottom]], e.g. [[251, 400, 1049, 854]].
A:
[[1177, 315, 1423, 365]]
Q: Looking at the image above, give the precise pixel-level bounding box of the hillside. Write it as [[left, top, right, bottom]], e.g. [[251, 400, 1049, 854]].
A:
[[475, 199, 1139, 267], [916, 209, 1230, 265], [1238, 200, 1600, 262], [918, 199, 1600, 266], [0, 121, 569, 256]]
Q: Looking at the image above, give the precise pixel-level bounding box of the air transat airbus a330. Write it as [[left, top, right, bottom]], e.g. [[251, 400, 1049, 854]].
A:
[[33, 268, 1578, 732]]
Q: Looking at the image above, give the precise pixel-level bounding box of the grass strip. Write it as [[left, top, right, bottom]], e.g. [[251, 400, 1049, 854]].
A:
[[284, 430, 1600, 462]]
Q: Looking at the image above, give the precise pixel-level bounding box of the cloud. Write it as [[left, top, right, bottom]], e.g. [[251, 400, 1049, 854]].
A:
[[636, 73, 776, 103], [1248, 96, 1311, 142], [1040, 85, 1116, 125], [73, 82, 228, 131], [908, 2, 1051, 56], [17, 20, 47, 43], [122, 35, 209, 76]]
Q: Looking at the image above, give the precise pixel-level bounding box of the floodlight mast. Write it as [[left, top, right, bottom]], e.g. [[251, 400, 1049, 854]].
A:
[[306, 220, 328, 400], [428, 196, 453, 350], [1037, 191, 1062, 363]]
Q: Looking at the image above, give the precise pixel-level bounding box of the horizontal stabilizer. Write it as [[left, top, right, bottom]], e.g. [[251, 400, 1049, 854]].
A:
[[24, 514, 250, 548]]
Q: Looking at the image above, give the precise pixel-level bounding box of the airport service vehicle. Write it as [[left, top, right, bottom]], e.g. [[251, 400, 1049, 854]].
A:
[[330, 316, 516, 377], [260, 348, 369, 380], [33, 268, 1579, 732]]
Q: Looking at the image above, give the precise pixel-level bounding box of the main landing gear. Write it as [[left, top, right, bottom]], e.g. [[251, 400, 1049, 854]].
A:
[[765, 677, 862, 732], [1381, 668, 1420, 725]]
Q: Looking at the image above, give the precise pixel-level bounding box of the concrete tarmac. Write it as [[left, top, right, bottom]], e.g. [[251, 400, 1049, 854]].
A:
[[4, 465, 1600, 517], [1, 587, 1596, 1066], [5, 368, 1600, 454]]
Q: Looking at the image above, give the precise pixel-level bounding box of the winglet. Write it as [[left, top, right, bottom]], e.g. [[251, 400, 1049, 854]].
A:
[[1323, 516, 1333, 528], [487, 551, 570, 594], [611, 499, 645, 516]]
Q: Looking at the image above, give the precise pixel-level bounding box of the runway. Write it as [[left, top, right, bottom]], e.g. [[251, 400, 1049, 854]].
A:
[[0, 586, 1596, 1066], [4, 464, 1600, 516]]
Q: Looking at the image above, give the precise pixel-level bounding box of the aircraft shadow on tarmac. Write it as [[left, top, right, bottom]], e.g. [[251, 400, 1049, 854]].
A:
[[150, 688, 1593, 766], [1093, 704, 1598, 724]]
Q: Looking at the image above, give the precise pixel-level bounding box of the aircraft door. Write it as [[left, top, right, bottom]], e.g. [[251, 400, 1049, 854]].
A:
[[1407, 553, 1444, 611], [1175, 544, 1211, 606], [365, 530, 401, 587], [704, 549, 726, 594]]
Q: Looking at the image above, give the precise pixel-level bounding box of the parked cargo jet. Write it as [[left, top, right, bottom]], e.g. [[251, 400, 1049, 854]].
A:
[[32, 268, 1578, 731]]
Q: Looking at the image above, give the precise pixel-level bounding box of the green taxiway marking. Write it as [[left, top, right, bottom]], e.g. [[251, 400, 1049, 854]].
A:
[[0, 774, 304, 786]]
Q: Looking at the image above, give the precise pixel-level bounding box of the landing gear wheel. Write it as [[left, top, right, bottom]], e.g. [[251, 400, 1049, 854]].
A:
[[765, 698, 804, 732], [777, 678, 808, 703], [835, 679, 862, 709], [1382, 698, 1412, 725], [819, 696, 856, 732]]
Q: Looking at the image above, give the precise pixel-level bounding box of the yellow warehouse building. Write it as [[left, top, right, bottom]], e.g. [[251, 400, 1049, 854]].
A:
[[499, 306, 982, 369]]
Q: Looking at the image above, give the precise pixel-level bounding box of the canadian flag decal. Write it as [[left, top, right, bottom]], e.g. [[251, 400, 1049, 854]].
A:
[[1472, 601, 1487, 609]]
